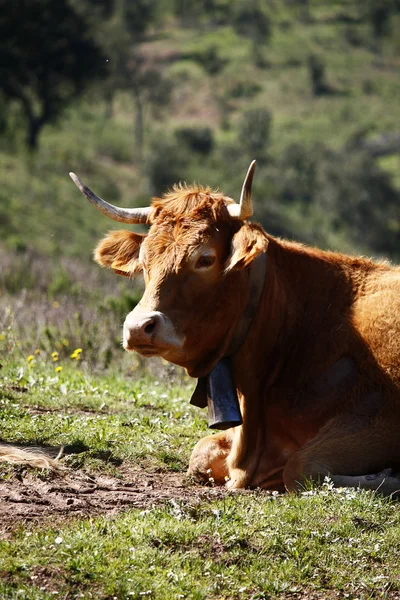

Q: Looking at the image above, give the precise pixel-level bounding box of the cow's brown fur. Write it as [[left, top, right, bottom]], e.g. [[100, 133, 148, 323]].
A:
[[95, 184, 400, 495]]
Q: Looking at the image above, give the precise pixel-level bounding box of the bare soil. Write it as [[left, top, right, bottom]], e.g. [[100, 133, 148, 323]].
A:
[[0, 464, 233, 538]]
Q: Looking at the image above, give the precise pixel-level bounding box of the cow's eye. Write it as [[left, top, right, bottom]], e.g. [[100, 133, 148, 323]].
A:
[[195, 254, 216, 270]]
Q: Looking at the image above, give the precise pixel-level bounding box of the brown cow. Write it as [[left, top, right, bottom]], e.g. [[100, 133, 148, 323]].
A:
[[70, 163, 400, 495]]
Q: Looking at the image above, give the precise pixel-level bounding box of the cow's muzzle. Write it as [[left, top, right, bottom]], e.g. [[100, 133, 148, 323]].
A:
[[123, 309, 184, 356]]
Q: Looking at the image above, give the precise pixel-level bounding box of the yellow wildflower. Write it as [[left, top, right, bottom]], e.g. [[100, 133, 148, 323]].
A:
[[70, 348, 83, 360], [53, 356, 59, 362], [51, 351, 59, 358], [27, 355, 34, 363], [55, 366, 63, 373], [34, 348, 40, 355]]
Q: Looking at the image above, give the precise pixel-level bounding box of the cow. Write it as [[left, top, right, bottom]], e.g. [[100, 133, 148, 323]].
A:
[[70, 162, 400, 495]]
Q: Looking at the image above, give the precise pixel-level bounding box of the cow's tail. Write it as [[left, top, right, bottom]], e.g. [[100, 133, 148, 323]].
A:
[[0, 444, 65, 471]]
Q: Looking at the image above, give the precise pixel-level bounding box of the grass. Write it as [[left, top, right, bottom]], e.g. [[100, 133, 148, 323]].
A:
[[1, 355, 400, 598], [0, 358, 199, 474]]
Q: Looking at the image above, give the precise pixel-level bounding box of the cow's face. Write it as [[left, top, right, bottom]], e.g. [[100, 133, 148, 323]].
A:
[[94, 190, 267, 377], [70, 162, 267, 376]]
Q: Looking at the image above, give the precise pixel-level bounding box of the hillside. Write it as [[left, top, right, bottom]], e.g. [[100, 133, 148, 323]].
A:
[[1, 0, 400, 263]]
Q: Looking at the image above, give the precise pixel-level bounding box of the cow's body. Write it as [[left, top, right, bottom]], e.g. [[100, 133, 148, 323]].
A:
[[189, 237, 400, 492], [70, 164, 400, 495]]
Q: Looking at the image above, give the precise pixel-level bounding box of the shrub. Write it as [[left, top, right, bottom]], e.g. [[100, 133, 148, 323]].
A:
[[146, 137, 189, 195], [238, 108, 272, 159], [175, 127, 214, 155], [231, 0, 272, 44], [192, 45, 226, 75], [270, 143, 400, 259], [166, 61, 206, 84], [308, 54, 332, 96]]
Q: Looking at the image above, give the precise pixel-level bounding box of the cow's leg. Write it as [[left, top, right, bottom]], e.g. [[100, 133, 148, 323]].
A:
[[188, 431, 233, 484], [328, 469, 400, 496], [283, 416, 400, 497]]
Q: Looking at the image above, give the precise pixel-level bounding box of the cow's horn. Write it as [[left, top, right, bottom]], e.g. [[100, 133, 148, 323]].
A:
[[227, 160, 256, 220], [69, 172, 151, 224]]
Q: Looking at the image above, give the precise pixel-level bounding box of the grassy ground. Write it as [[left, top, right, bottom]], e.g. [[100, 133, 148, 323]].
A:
[[0, 356, 198, 474], [1, 357, 400, 599]]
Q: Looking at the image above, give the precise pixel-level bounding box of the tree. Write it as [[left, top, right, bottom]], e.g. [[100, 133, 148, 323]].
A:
[[124, 0, 157, 36], [0, 0, 107, 149], [99, 0, 171, 159], [238, 108, 272, 162], [231, 0, 272, 66], [308, 54, 334, 96]]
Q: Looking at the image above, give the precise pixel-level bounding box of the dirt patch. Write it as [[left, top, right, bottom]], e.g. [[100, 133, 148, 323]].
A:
[[0, 464, 238, 537]]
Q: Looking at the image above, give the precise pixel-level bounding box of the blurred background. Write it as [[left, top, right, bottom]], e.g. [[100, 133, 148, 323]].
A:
[[1, 0, 400, 376]]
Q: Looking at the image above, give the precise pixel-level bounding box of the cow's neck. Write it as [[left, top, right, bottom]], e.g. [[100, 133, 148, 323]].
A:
[[229, 236, 361, 487], [234, 235, 362, 396], [233, 239, 289, 391], [226, 252, 267, 357]]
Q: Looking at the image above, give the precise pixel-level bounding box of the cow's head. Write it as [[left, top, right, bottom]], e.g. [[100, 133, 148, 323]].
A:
[[70, 162, 268, 377]]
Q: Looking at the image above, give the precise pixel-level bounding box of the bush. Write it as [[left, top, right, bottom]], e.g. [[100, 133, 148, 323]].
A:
[[308, 54, 332, 96], [146, 137, 189, 195], [166, 61, 206, 84], [191, 45, 226, 75], [238, 108, 272, 160], [269, 143, 400, 258], [227, 79, 262, 99], [231, 0, 272, 44], [175, 127, 214, 155]]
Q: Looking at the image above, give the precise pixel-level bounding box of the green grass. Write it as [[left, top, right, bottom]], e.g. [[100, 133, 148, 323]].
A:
[[1, 356, 400, 599], [1, 468, 400, 597], [0, 356, 199, 474]]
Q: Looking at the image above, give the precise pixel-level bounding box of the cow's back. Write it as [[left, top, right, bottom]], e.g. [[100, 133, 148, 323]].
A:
[[352, 267, 400, 387]]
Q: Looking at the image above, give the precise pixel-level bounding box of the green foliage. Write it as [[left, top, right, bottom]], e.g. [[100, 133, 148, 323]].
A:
[[146, 136, 190, 194], [1, 0, 400, 262], [365, 0, 400, 39], [0, 0, 107, 149], [200, 0, 233, 25], [238, 108, 272, 161], [124, 0, 157, 38], [253, 142, 400, 254], [308, 54, 333, 96], [231, 0, 272, 44], [175, 126, 214, 155], [187, 45, 227, 75], [71, 0, 115, 20]]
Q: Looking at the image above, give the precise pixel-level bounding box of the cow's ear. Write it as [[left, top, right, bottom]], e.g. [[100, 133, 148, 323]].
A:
[[225, 223, 268, 272], [94, 230, 146, 277]]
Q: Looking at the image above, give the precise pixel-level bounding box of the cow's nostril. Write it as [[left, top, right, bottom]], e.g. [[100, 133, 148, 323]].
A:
[[144, 320, 156, 335]]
